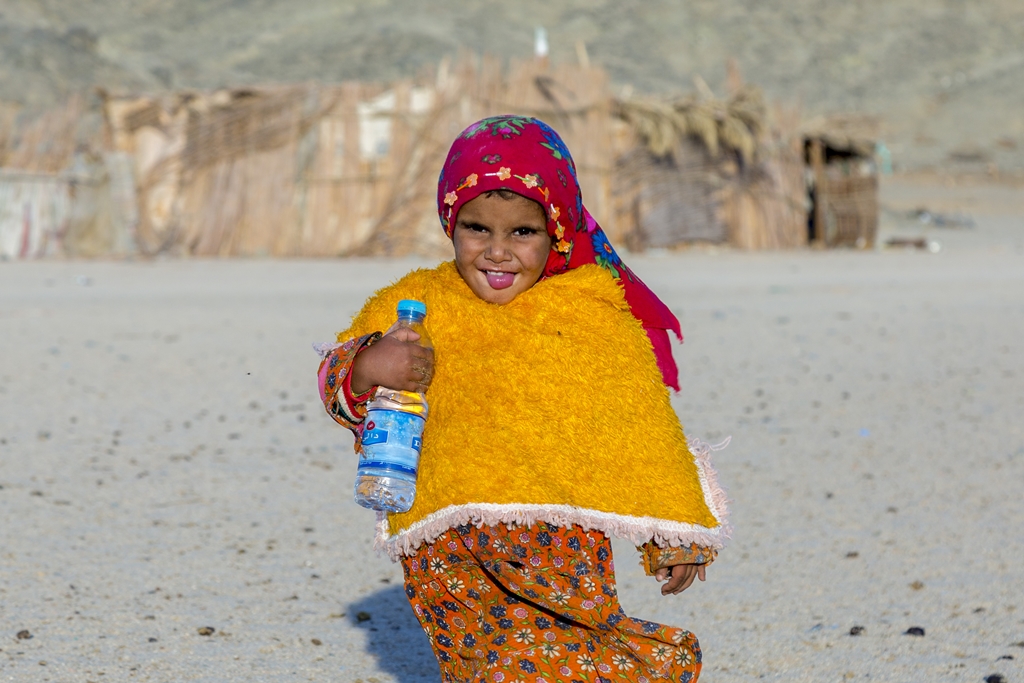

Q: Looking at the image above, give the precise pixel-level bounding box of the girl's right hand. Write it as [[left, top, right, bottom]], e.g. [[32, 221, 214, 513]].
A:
[[655, 563, 706, 596], [350, 328, 434, 395]]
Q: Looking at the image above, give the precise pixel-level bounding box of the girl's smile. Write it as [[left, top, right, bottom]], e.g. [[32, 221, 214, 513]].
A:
[[452, 191, 552, 305]]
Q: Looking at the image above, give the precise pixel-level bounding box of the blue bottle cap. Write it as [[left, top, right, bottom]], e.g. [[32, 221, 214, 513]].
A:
[[396, 299, 427, 317]]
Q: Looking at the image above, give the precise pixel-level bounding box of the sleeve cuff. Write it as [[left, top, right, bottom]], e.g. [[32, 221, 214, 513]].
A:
[[318, 332, 382, 432], [340, 355, 377, 421], [638, 541, 717, 576]]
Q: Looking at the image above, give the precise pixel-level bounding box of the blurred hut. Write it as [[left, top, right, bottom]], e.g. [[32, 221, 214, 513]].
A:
[[105, 86, 342, 256], [802, 114, 879, 248], [4, 54, 879, 259], [98, 57, 804, 258], [0, 168, 70, 259], [94, 56, 606, 258], [0, 94, 136, 258], [610, 69, 808, 250], [97, 55, 614, 258]]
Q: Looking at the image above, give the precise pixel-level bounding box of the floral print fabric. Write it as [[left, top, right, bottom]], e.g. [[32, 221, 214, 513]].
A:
[[638, 542, 717, 577], [401, 522, 702, 682], [317, 332, 380, 447]]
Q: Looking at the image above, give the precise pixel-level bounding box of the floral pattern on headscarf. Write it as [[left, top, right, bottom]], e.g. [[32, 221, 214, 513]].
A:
[[439, 115, 580, 273], [437, 115, 684, 389]]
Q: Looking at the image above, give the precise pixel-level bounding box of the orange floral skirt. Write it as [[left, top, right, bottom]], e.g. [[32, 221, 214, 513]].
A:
[[400, 522, 702, 682]]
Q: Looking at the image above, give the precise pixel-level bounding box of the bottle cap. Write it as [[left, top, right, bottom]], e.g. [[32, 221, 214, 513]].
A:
[[396, 299, 427, 317]]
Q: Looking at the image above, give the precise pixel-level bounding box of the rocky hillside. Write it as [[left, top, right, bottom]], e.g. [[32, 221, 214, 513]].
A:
[[2, 0, 1022, 170]]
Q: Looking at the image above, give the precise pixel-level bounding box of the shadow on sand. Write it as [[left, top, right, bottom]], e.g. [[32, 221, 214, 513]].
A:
[[349, 585, 441, 682]]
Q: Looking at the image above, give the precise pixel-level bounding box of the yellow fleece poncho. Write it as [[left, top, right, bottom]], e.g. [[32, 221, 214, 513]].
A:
[[339, 261, 729, 559]]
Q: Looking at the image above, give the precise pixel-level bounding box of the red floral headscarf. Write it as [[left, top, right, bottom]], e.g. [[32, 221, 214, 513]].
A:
[[438, 115, 683, 390]]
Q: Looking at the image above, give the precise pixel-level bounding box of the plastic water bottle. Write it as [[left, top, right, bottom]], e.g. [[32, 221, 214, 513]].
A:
[[354, 299, 431, 513]]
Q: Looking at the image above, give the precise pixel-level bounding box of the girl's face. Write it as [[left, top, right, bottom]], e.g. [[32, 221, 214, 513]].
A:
[[453, 192, 552, 305]]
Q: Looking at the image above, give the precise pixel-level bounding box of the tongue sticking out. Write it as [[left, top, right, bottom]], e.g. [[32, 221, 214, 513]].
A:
[[485, 271, 515, 290]]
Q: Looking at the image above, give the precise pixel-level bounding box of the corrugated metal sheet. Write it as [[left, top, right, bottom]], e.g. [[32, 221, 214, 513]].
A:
[[0, 170, 71, 259]]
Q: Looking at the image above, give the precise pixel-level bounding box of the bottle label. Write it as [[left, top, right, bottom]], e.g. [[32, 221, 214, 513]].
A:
[[359, 409, 425, 475], [361, 429, 389, 447]]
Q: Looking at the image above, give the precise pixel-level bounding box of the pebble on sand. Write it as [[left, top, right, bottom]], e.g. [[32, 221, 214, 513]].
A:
[[197, 626, 216, 636], [904, 627, 925, 636], [984, 674, 1006, 683], [16, 630, 32, 640], [849, 626, 865, 636]]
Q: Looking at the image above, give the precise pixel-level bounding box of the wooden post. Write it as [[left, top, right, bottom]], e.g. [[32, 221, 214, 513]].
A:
[[810, 138, 826, 247]]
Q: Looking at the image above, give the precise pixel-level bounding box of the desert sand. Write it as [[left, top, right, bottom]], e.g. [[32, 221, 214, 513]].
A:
[[1, 176, 1022, 682]]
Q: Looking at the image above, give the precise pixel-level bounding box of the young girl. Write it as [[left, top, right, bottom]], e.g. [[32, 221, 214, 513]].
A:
[[318, 116, 729, 682]]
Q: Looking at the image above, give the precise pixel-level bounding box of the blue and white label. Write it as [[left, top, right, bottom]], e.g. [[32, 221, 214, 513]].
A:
[[359, 409, 425, 475], [361, 429, 389, 446]]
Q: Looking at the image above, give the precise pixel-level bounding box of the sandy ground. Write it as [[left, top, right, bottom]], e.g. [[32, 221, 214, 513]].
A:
[[1, 177, 1022, 682]]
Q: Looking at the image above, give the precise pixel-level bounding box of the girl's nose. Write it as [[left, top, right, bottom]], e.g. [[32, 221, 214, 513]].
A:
[[485, 238, 512, 262]]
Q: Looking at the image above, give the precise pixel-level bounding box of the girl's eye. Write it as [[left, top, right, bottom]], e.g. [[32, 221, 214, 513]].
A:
[[514, 227, 540, 237]]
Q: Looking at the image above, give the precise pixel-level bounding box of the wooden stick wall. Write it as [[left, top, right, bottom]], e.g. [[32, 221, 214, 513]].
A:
[[3, 54, 819, 258]]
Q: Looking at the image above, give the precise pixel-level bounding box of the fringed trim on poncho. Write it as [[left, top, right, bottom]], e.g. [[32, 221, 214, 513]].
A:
[[376, 438, 731, 560]]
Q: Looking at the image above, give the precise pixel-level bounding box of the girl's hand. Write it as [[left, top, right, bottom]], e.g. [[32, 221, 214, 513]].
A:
[[654, 563, 706, 596], [350, 327, 434, 395]]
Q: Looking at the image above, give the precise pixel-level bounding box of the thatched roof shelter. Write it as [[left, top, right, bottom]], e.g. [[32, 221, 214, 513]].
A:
[[612, 84, 766, 165], [610, 79, 807, 250]]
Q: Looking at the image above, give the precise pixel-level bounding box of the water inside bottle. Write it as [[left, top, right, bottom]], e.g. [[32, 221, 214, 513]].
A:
[[354, 472, 416, 513]]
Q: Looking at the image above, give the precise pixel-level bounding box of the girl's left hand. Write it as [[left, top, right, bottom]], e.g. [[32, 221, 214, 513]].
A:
[[655, 563, 706, 595]]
